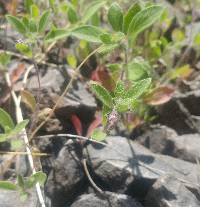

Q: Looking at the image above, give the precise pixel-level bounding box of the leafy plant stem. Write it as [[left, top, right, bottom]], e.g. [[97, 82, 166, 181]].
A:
[[29, 45, 102, 141]]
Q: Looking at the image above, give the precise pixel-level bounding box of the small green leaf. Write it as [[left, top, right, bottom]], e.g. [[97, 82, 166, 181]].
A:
[[108, 3, 123, 32], [114, 81, 125, 97], [45, 28, 70, 42], [25, 171, 47, 188], [22, 17, 29, 30], [38, 10, 51, 33], [128, 58, 151, 81], [82, 0, 106, 23], [71, 25, 103, 43], [20, 90, 36, 112], [17, 175, 25, 189], [6, 15, 26, 35], [0, 108, 14, 131], [128, 5, 164, 41], [99, 33, 112, 44], [0, 181, 17, 190], [28, 19, 37, 33], [15, 43, 32, 58], [115, 98, 131, 112], [24, 0, 33, 13], [30, 4, 40, 19], [67, 4, 78, 24], [98, 44, 118, 55], [11, 140, 24, 150], [0, 52, 11, 67], [66, 54, 77, 68], [90, 81, 113, 107], [123, 3, 141, 34], [91, 128, 106, 141], [125, 78, 152, 99]]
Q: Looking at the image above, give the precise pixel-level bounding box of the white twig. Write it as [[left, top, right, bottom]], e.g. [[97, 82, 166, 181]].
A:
[[5, 72, 46, 207]]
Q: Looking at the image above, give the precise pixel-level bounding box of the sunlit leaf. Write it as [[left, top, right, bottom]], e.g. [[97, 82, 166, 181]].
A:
[[125, 78, 152, 99], [90, 81, 113, 107], [82, 0, 106, 23], [0, 181, 17, 190], [15, 43, 32, 58], [108, 3, 123, 32], [71, 25, 103, 43], [38, 10, 51, 33], [0, 108, 14, 131], [128, 5, 164, 41], [169, 65, 193, 80], [91, 128, 106, 141], [6, 15, 26, 35], [30, 4, 39, 19], [66, 54, 77, 68], [123, 3, 141, 34]]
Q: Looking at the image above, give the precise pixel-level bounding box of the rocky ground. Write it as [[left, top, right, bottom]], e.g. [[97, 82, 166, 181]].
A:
[[1, 65, 200, 207]]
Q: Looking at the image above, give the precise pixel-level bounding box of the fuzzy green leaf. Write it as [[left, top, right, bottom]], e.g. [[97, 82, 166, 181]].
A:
[[98, 44, 118, 55], [6, 15, 26, 35], [71, 25, 103, 43], [45, 28, 70, 42], [125, 78, 152, 99], [15, 43, 32, 58], [123, 3, 141, 34], [108, 3, 123, 32], [25, 171, 47, 188], [67, 4, 78, 24], [0, 108, 14, 132], [90, 81, 113, 107], [82, 0, 106, 23], [128, 5, 164, 40], [38, 10, 51, 33], [0, 181, 17, 191], [30, 4, 40, 18], [128, 59, 151, 81]]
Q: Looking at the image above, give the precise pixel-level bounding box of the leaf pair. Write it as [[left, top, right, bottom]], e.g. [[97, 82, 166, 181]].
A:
[[108, 2, 164, 41]]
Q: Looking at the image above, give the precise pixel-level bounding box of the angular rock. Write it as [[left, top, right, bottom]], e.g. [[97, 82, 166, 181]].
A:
[[155, 90, 200, 134], [84, 136, 199, 199], [71, 192, 143, 207], [0, 190, 37, 207], [45, 143, 86, 207], [138, 125, 200, 163], [145, 175, 200, 207]]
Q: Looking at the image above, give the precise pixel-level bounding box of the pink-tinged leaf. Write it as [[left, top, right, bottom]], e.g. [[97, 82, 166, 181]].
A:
[[70, 114, 83, 136], [86, 115, 102, 137], [144, 86, 174, 105], [90, 66, 116, 92], [11, 63, 25, 84]]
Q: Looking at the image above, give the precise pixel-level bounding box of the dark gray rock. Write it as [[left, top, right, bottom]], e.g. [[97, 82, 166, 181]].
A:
[[0, 189, 37, 207], [145, 175, 200, 207], [156, 91, 200, 134], [71, 192, 143, 207], [45, 143, 86, 207], [137, 125, 200, 163], [84, 136, 199, 199]]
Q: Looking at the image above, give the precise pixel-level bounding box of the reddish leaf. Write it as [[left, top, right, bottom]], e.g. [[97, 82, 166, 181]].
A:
[[11, 63, 25, 84], [70, 114, 83, 136], [86, 115, 102, 137], [144, 86, 174, 105], [91, 65, 115, 91]]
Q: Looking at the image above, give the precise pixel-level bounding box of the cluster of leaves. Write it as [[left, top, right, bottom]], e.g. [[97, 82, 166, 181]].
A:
[[0, 108, 28, 149], [0, 172, 46, 202]]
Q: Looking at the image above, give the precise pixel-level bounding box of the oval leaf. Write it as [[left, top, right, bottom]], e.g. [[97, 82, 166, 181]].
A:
[[0, 108, 14, 131], [91, 128, 106, 141], [90, 81, 113, 107], [38, 10, 51, 33], [144, 86, 174, 105], [125, 78, 152, 99], [82, 0, 106, 23], [123, 3, 141, 34], [71, 25, 103, 43], [6, 15, 26, 35], [108, 3, 123, 32], [128, 5, 164, 40], [0, 181, 17, 191]]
